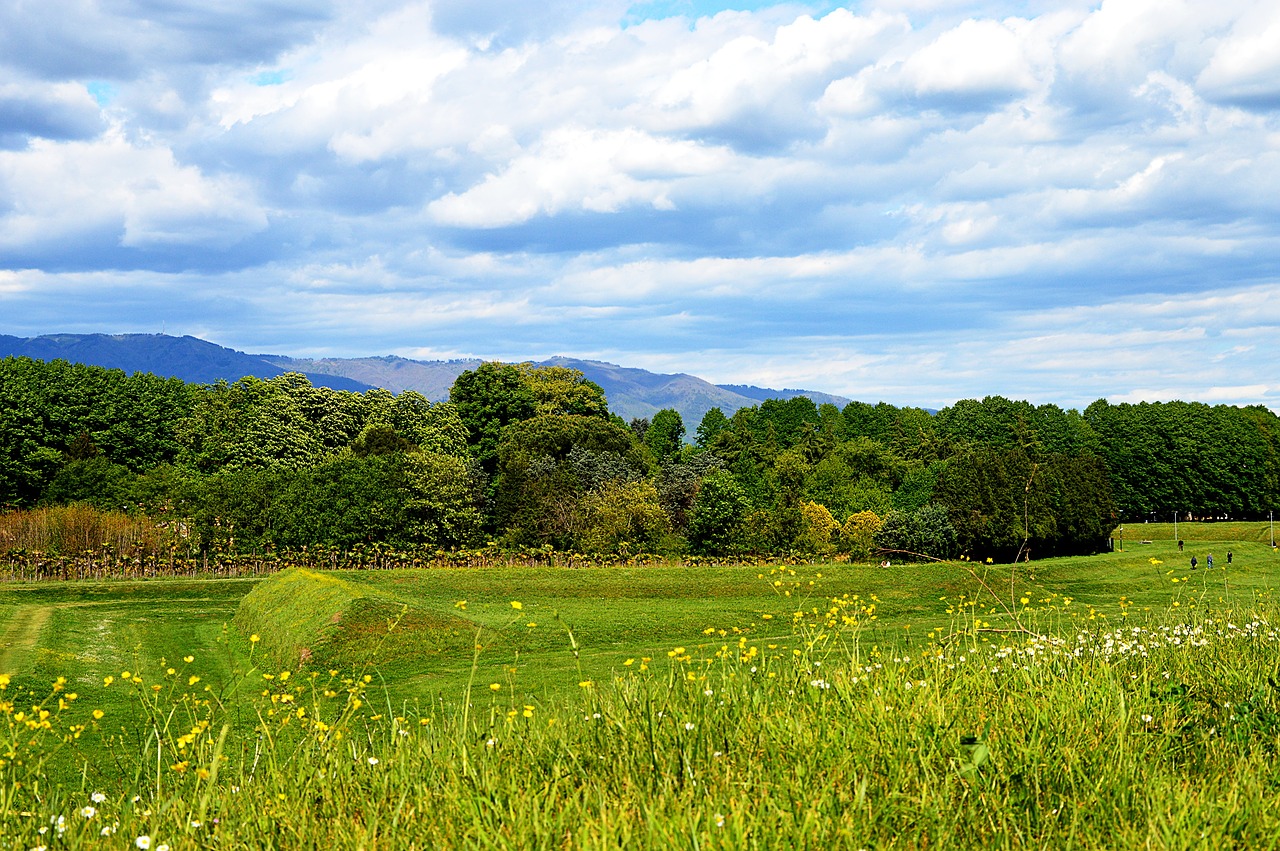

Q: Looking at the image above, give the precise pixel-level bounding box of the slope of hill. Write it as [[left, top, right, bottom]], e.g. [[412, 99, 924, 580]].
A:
[[1, 333, 851, 428], [0, 333, 373, 392], [261, 355, 480, 399], [540, 357, 846, 426], [266, 354, 851, 425], [717, 383, 852, 409]]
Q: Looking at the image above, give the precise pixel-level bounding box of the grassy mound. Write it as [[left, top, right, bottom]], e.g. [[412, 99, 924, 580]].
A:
[[233, 567, 475, 670]]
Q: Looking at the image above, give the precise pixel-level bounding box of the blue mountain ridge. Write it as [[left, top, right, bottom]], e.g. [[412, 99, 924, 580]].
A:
[[0, 333, 851, 427]]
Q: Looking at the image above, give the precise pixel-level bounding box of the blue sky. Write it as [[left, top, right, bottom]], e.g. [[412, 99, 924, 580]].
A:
[[3, 0, 1280, 409]]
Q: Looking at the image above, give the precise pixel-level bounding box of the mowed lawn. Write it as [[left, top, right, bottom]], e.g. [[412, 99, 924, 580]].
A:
[[2, 525, 1278, 707]]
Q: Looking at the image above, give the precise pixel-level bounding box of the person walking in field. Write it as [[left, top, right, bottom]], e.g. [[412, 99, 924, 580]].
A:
[[1207, 553, 1214, 569], [1191, 555, 1198, 569], [1178, 539, 1184, 552], [1227, 551, 1233, 565]]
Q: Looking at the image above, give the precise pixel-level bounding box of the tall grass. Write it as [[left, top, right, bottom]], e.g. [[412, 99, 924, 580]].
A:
[[0, 505, 185, 556], [4, 590, 1280, 848]]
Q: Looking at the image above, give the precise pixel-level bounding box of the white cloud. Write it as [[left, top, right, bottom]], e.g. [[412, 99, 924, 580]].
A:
[[652, 10, 903, 126], [0, 131, 268, 251], [428, 127, 733, 226], [4, 0, 1280, 410], [0, 81, 103, 143], [900, 18, 1038, 99], [1197, 5, 1280, 107]]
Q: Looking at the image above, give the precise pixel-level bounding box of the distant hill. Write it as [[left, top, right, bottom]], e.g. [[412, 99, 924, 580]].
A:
[[261, 354, 480, 400], [262, 354, 851, 426], [0, 333, 373, 392], [1, 333, 851, 428]]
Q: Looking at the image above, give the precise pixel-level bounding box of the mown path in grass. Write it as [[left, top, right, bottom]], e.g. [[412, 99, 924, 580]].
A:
[[0, 603, 51, 673], [0, 580, 255, 780]]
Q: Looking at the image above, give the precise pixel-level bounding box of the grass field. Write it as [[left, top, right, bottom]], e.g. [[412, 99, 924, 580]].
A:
[[2, 524, 1280, 847]]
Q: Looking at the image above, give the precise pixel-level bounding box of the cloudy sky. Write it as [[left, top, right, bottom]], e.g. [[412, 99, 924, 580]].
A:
[[3, 0, 1279, 409]]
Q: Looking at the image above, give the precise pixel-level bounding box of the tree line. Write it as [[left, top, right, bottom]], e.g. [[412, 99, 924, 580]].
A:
[[3, 355, 1278, 561]]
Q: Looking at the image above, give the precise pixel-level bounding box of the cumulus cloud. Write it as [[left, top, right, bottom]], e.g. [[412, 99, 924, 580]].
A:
[[3, 0, 1280, 409], [0, 131, 269, 260], [1196, 5, 1280, 108], [0, 0, 334, 80], [428, 127, 735, 226], [899, 18, 1039, 103], [0, 82, 103, 148]]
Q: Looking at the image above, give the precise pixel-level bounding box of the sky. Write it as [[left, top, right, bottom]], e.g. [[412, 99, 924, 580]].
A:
[[2, 0, 1280, 410]]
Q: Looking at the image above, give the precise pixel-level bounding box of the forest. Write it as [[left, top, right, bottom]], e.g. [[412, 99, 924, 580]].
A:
[[2, 355, 1278, 562]]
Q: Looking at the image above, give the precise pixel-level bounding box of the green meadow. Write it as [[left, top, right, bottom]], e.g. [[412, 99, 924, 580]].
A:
[[2, 525, 1280, 848]]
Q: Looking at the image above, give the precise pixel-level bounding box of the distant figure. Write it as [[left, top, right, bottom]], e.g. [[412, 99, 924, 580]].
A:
[[1178, 539, 1184, 552], [1207, 553, 1214, 569], [1227, 551, 1233, 565], [1191, 555, 1198, 569]]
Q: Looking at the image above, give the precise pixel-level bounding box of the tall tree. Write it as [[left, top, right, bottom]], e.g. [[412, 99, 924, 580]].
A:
[[645, 408, 685, 462], [449, 362, 537, 472]]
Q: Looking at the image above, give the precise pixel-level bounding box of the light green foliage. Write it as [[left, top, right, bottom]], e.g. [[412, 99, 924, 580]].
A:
[[411, 401, 470, 457], [177, 375, 324, 472], [577, 479, 671, 555], [362, 390, 469, 457], [794, 500, 839, 554], [291, 382, 367, 453], [839, 509, 883, 559], [403, 451, 484, 548], [517, 363, 610, 419]]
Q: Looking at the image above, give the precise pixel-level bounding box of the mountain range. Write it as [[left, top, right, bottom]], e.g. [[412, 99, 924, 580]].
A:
[[0, 333, 851, 428]]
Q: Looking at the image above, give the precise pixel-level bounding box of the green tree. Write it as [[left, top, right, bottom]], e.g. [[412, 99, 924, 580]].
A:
[[403, 452, 484, 548], [645, 409, 685, 462], [687, 471, 751, 556], [695, 407, 729, 449], [350, 423, 416, 457], [177, 375, 323, 473], [0, 357, 193, 506], [40, 457, 132, 509], [875, 504, 957, 561], [517, 364, 610, 418], [271, 456, 411, 548], [577, 480, 671, 555], [449, 362, 537, 472], [493, 414, 648, 547]]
